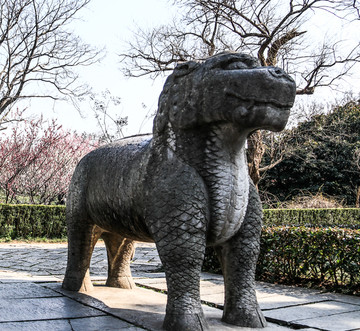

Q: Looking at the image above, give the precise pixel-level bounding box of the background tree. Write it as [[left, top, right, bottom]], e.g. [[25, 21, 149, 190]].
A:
[[81, 90, 128, 143], [0, 108, 26, 131], [0, 111, 98, 204], [0, 0, 102, 118], [119, 0, 360, 186], [259, 100, 360, 207], [355, 146, 360, 206]]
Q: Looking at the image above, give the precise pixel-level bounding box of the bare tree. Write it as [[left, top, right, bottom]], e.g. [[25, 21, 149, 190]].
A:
[[85, 90, 128, 143], [120, 0, 360, 93], [119, 0, 360, 186], [0, 0, 102, 117], [0, 108, 26, 131]]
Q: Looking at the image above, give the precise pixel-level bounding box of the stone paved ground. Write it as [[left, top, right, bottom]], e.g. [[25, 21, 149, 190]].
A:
[[0, 242, 360, 330], [0, 242, 161, 280]]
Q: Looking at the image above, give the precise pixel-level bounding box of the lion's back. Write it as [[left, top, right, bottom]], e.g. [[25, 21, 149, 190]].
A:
[[77, 134, 152, 176], [68, 134, 153, 238]]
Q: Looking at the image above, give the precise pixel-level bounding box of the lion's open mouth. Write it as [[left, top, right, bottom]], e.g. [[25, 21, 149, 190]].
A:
[[225, 89, 294, 110]]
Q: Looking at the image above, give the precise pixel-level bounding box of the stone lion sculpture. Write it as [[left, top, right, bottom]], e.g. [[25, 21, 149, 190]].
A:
[[63, 52, 296, 330]]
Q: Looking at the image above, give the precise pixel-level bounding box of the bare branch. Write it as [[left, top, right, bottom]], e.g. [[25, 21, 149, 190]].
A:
[[296, 42, 360, 94], [0, 0, 103, 116], [267, 29, 306, 66], [121, 0, 360, 90]]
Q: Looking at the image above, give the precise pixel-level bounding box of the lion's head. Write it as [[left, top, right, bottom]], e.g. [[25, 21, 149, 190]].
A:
[[153, 52, 296, 138]]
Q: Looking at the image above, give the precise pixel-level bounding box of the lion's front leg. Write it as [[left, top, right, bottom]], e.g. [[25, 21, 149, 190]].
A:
[[216, 181, 266, 328], [158, 234, 208, 331], [145, 159, 210, 331], [151, 200, 209, 331]]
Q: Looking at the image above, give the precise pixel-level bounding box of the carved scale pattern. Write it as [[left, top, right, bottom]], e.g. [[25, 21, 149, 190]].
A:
[[201, 126, 249, 245]]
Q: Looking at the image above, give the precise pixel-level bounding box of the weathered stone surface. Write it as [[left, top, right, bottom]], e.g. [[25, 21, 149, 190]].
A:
[[266, 301, 360, 326], [0, 320, 75, 331], [56, 283, 293, 331], [0, 316, 145, 331], [259, 294, 325, 310], [291, 310, 360, 331], [0, 282, 61, 298], [0, 297, 105, 322], [70, 316, 147, 331], [63, 52, 296, 330]]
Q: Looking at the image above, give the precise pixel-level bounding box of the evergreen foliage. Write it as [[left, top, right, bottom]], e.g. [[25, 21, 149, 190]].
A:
[[203, 207, 360, 294], [204, 226, 360, 295], [260, 101, 360, 206], [257, 226, 360, 295], [0, 204, 66, 240]]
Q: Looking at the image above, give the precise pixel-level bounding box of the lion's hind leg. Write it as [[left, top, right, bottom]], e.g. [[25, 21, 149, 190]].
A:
[[63, 220, 102, 292], [101, 232, 136, 289]]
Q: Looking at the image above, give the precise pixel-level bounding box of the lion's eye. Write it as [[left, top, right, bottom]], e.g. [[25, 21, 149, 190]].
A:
[[176, 63, 190, 71], [174, 61, 200, 77], [223, 61, 249, 70]]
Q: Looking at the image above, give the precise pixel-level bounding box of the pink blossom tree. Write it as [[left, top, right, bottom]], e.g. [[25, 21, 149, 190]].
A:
[[0, 110, 99, 204]]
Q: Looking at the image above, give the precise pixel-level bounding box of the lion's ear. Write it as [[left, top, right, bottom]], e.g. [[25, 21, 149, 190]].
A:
[[173, 61, 200, 77]]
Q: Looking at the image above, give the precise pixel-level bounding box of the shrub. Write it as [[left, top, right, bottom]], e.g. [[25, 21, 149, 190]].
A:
[[203, 226, 360, 294], [257, 226, 360, 295], [203, 208, 360, 295], [0, 203, 66, 239]]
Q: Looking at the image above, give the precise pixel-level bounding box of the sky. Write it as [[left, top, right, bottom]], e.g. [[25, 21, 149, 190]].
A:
[[24, 0, 175, 136], [20, 0, 360, 137]]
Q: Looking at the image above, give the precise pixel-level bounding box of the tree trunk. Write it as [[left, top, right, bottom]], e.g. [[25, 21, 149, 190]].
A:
[[356, 186, 360, 208], [247, 131, 265, 188]]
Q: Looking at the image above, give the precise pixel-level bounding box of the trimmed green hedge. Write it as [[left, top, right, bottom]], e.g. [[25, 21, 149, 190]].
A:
[[0, 204, 66, 239], [257, 226, 360, 295], [1, 205, 358, 239], [203, 226, 360, 295], [203, 208, 360, 295]]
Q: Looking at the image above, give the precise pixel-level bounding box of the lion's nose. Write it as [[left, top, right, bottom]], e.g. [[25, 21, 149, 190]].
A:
[[269, 67, 285, 77], [269, 67, 294, 83]]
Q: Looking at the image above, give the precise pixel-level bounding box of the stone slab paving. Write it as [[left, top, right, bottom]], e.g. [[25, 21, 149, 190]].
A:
[[47, 282, 290, 331], [0, 282, 61, 298], [264, 301, 360, 330], [135, 276, 360, 330], [0, 242, 161, 279], [0, 242, 359, 330], [0, 296, 105, 322], [0, 316, 145, 331]]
